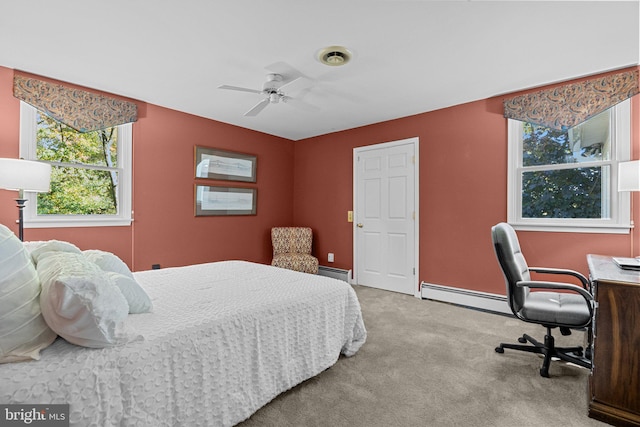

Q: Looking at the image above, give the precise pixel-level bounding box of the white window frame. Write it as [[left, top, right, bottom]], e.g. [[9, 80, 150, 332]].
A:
[[507, 99, 631, 234], [19, 102, 133, 228]]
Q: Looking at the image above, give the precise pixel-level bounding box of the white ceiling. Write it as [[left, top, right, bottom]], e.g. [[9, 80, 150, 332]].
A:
[[1, 1, 638, 141]]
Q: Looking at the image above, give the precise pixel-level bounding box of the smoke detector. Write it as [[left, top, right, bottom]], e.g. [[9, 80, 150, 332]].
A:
[[317, 46, 352, 66]]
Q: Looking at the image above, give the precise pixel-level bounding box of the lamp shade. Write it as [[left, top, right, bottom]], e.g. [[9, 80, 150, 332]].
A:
[[618, 160, 640, 192], [0, 158, 51, 193]]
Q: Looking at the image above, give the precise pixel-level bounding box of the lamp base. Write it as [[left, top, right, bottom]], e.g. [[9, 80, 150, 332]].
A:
[[15, 198, 26, 242]]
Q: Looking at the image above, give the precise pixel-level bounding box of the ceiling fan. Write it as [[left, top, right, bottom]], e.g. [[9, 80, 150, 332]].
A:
[[218, 63, 319, 117]]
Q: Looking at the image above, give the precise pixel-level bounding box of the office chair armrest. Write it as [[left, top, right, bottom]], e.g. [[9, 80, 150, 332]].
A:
[[517, 280, 595, 316], [528, 267, 591, 291]]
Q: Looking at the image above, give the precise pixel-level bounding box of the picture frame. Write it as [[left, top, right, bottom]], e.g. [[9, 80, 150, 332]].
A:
[[195, 185, 257, 216], [195, 146, 257, 183]]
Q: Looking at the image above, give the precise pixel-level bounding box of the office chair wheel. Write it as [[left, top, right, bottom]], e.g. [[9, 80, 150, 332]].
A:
[[518, 336, 527, 344], [495, 347, 504, 353]]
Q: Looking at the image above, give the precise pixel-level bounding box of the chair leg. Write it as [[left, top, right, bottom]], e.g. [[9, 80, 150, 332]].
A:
[[496, 328, 591, 377], [495, 334, 544, 355]]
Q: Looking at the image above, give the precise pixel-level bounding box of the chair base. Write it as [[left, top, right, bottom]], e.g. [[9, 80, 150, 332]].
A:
[[495, 327, 591, 377]]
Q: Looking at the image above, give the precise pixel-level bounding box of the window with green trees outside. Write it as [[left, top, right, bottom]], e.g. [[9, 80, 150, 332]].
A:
[[508, 99, 630, 232], [36, 110, 120, 215], [20, 102, 132, 228]]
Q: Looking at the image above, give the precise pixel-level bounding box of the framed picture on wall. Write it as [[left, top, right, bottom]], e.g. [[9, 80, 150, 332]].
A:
[[195, 185, 257, 216], [195, 146, 257, 182]]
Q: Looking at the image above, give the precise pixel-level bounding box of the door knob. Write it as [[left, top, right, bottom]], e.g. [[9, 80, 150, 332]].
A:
[[357, 223, 363, 228]]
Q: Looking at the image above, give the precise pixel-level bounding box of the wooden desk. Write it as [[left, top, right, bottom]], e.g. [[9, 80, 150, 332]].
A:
[[587, 255, 640, 427]]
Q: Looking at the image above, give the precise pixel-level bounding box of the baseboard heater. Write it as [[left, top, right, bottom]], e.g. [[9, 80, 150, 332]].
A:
[[318, 266, 351, 283], [420, 282, 511, 315]]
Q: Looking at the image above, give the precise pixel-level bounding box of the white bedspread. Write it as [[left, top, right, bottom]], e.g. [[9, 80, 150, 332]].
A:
[[0, 261, 367, 426]]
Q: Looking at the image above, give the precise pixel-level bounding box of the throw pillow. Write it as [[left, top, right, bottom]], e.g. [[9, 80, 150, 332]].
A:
[[83, 250, 152, 314], [28, 240, 82, 265], [38, 252, 132, 348], [0, 224, 56, 363]]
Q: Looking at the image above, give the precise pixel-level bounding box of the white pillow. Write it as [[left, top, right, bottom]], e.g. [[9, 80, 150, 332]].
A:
[[28, 240, 82, 265], [0, 225, 57, 363], [83, 249, 134, 278], [21, 240, 48, 254], [38, 252, 133, 348], [106, 272, 152, 314], [83, 250, 152, 314]]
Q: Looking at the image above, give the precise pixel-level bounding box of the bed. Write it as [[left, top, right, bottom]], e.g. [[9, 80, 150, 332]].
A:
[[0, 257, 366, 426]]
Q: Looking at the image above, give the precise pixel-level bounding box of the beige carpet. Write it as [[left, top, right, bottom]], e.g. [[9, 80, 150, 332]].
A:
[[239, 285, 606, 427]]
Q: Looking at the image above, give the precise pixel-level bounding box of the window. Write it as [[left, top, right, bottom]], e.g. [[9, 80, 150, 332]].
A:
[[19, 102, 132, 228], [508, 99, 630, 233]]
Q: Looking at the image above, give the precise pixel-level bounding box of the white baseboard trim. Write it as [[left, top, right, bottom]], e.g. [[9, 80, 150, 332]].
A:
[[318, 266, 351, 283], [420, 282, 512, 315]]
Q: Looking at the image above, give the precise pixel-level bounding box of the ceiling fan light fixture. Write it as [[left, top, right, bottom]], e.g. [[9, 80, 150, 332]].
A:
[[219, 62, 319, 117], [317, 46, 352, 66]]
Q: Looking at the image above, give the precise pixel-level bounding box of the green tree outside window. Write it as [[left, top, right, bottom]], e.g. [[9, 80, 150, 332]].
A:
[[521, 123, 604, 219], [35, 111, 120, 215]]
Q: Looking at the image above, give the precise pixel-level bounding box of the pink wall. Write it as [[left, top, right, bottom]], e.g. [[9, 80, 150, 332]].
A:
[[0, 67, 294, 270], [131, 104, 294, 270], [2, 64, 638, 296], [293, 68, 640, 295]]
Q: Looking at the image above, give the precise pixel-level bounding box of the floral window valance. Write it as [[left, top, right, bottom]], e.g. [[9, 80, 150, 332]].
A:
[[503, 69, 639, 130], [13, 75, 137, 132]]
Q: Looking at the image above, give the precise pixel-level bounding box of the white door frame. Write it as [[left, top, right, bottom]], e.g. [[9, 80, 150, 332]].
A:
[[352, 137, 420, 298]]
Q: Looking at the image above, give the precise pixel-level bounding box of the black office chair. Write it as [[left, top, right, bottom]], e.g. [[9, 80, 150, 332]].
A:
[[491, 222, 594, 377]]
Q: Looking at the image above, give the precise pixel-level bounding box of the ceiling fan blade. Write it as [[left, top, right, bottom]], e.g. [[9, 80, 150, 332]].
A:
[[244, 98, 270, 116], [218, 85, 263, 95], [280, 75, 315, 93], [265, 61, 305, 85], [278, 76, 301, 91], [282, 96, 320, 113]]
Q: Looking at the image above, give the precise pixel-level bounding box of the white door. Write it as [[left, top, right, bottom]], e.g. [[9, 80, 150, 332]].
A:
[[354, 138, 418, 296]]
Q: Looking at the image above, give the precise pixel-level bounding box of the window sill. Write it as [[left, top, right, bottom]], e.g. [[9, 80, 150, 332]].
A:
[[509, 222, 632, 234], [24, 217, 132, 229]]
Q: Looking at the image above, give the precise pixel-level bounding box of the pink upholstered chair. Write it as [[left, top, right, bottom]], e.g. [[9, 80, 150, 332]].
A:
[[271, 227, 319, 274]]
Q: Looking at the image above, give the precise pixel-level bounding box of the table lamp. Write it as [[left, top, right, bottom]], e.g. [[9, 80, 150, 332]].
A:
[[619, 160, 640, 257], [0, 158, 52, 241], [619, 160, 640, 192]]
